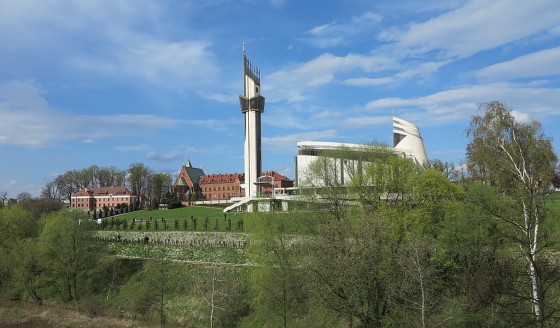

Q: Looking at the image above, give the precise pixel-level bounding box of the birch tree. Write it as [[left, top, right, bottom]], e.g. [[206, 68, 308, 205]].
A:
[[466, 101, 557, 326]]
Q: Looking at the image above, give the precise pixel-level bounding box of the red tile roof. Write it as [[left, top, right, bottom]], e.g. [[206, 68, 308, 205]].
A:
[[72, 187, 135, 197]]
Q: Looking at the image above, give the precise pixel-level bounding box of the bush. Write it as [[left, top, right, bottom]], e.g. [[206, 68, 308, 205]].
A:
[[167, 200, 183, 209], [80, 295, 104, 317]]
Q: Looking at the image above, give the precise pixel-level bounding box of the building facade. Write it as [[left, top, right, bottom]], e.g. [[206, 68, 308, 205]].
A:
[[257, 171, 294, 197], [199, 173, 245, 201], [295, 117, 429, 187], [173, 161, 205, 201], [197, 171, 293, 201], [70, 187, 137, 211]]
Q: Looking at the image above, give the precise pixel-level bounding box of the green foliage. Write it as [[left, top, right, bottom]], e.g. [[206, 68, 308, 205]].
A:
[[0, 204, 38, 245], [250, 213, 309, 328], [466, 101, 559, 326], [9, 238, 46, 304], [0, 205, 39, 297], [407, 168, 464, 236], [39, 210, 102, 303]]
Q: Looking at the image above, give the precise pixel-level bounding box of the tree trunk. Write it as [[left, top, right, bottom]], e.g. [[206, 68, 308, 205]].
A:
[[524, 201, 542, 326]]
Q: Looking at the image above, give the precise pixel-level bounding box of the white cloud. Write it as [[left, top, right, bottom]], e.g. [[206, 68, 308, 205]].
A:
[[114, 144, 149, 152], [476, 47, 560, 81], [303, 12, 383, 49], [511, 110, 532, 124], [343, 115, 391, 128], [146, 150, 183, 162], [185, 118, 242, 131], [366, 83, 560, 126], [0, 83, 180, 147], [0, 0, 220, 93], [343, 77, 396, 87], [266, 52, 397, 102], [342, 60, 450, 87], [263, 130, 338, 153], [71, 34, 219, 91], [380, 0, 560, 59]]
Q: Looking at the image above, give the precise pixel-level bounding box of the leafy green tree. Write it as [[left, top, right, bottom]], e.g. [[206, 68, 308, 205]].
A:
[[408, 168, 464, 236], [11, 238, 46, 304], [39, 210, 100, 303], [466, 101, 558, 326], [250, 214, 308, 328], [349, 153, 419, 213], [0, 205, 39, 295], [305, 210, 415, 327]]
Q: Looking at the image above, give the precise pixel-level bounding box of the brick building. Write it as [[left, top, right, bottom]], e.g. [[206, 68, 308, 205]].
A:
[[173, 161, 205, 201], [70, 187, 137, 211], [171, 161, 294, 202], [198, 171, 293, 201], [257, 171, 294, 197], [199, 173, 245, 201]]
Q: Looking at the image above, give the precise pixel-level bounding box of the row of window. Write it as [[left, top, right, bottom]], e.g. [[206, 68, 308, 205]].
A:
[[74, 196, 131, 202], [203, 192, 243, 200], [74, 203, 119, 208], [201, 185, 241, 192]]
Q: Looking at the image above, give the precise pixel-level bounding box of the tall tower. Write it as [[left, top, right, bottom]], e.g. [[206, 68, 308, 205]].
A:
[[239, 49, 265, 202]]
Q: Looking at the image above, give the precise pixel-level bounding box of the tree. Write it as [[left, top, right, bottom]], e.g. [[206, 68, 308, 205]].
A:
[[305, 209, 417, 327], [11, 238, 46, 304], [0, 205, 39, 296], [408, 168, 463, 237], [97, 166, 126, 187], [299, 143, 471, 326], [301, 144, 394, 222], [466, 101, 558, 326], [349, 153, 419, 214], [17, 192, 33, 203], [151, 173, 172, 209], [54, 170, 79, 201], [251, 214, 308, 328], [39, 210, 100, 303], [41, 181, 61, 200], [127, 163, 152, 208]]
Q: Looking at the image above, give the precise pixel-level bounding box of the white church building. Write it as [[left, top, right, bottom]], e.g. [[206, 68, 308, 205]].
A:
[[294, 116, 429, 187]]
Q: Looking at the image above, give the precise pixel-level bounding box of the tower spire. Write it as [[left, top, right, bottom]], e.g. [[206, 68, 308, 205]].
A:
[[238, 49, 265, 211]]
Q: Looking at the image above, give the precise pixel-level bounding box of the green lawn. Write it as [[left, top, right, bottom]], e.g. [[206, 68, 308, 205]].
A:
[[116, 206, 228, 220], [97, 206, 251, 232], [96, 205, 322, 234], [545, 192, 560, 248]]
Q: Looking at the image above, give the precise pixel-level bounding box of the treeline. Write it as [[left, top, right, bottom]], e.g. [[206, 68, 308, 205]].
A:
[[1, 101, 559, 327], [0, 205, 249, 326], [245, 102, 560, 328], [0, 206, 101, 305], [40, 162, 179, 210]]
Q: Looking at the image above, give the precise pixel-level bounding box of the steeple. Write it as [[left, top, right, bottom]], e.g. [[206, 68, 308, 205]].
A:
[[239, 46, 265, 208]]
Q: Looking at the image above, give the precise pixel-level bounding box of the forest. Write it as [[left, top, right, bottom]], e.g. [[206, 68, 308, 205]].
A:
[[1, 102, 559, 327]]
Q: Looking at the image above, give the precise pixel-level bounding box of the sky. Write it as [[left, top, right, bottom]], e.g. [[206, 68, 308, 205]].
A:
[[1, 0, 560, 198]]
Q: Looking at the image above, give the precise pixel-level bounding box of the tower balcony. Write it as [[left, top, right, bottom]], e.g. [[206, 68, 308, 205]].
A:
[[239, 95, 265, 113]]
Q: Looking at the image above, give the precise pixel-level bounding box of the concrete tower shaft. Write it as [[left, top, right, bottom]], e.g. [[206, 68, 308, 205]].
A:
[[239, 51, 265, 199]]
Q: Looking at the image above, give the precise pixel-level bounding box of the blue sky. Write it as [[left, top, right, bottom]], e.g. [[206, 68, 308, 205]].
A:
[[1, 0, 560, 197]]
